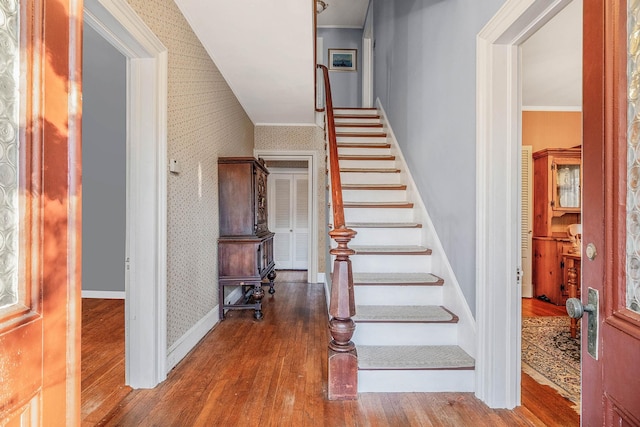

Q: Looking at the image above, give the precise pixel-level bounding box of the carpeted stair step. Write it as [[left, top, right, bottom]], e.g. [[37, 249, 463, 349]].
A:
[[347, 222, 421, 228], [337, 132, 387, 138], [352, 274, 444, 306], [342, 184, 407, 190], [336, 122, 383, 128], [351, 245, 432, 255], [353, 272, 443, 286], [344, 202, 413, 209], [348, 246, 433, 272], [353, 305, 457, 323], [339, 155, 396, 161], [340, 167, 400, 173], [358, 345, 474, 370], [337, 142, 390, 149]]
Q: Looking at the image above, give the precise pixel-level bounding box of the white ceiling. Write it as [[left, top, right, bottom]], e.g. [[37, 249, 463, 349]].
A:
[[317, 0, 370, 29], [171, 0, 578, 125], [173, 0, 316, 125], [522, 0, 582, 110]]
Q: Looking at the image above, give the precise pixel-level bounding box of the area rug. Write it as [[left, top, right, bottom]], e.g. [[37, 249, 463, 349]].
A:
[[522, 316, 581, 409]]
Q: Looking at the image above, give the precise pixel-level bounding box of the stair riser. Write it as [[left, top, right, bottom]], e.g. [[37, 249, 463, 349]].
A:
[[344, 207, 414, 223], [349, 254, 432, 273], [340, 159, 397, 169], [348, 227, 421, 246], [357, 370, 474, 393], [352, 323, 455, 346], [334, 109, 378, 116], [340, 172, 401, 185], [335, 127, 385, 134], [343, 189, 407, 203], [334, 117, 381, 124], [354, 285, 443, 306], [337, 136, 388, 144], [338, 147, 391, 156]]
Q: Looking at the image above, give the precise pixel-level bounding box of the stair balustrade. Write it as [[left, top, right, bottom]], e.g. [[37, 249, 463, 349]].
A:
[[317, 64, 358, 400]]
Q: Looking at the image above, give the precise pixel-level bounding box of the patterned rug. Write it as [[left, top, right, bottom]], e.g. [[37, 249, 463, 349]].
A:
[[522, 316, 581, 408]]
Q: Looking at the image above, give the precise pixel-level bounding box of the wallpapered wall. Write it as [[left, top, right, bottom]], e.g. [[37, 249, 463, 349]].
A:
[[127, 0, 254, 348], [254, 125, 327, 276]]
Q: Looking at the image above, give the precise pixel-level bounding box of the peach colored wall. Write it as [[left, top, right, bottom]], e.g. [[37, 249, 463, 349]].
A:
[[522, 111, 582, 152]]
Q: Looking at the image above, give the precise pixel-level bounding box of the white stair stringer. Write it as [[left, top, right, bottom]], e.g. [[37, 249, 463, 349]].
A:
[[327, 107, 476, 393]]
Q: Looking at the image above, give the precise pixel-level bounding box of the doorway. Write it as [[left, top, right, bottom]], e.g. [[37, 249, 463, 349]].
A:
[[269, 169, 310, 270], [519, 0, 583, 415], [476, 0, 576, 409], [255, 151, 319, 283], [83, 0, 168, 389]]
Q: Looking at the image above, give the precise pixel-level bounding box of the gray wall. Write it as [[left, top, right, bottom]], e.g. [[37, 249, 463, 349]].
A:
[[371, 0, 506, 316], [81, 24, 127, 293], [319, 28, 363, 107]]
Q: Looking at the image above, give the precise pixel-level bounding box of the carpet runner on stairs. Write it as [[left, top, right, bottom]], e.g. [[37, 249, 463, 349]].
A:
[[331, 107, 474, 392]]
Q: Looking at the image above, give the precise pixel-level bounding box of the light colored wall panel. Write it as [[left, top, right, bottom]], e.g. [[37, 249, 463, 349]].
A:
[[522, 111, 582, 152], [126, 0, 254, 348], [371, 0, 505, 315]]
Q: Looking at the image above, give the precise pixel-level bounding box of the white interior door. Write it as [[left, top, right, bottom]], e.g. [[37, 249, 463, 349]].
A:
[[521, 145, 533, 297], [269, 173, 309, 270]]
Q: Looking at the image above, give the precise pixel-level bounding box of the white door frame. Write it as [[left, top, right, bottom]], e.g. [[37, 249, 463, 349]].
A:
[[362, 4, 374, 108], [475, 0, 572, 408], [254, 150, 319, 283], [84, 0, 168, 388]]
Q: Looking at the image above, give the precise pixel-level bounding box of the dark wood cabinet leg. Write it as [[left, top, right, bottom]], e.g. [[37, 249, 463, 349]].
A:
[[267, 269, 277, 294], [253, 283, 265, 320]]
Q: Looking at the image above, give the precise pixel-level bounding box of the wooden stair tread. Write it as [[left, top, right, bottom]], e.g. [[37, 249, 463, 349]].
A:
[[340, 168, 401, 173], [342, 184, 407, 190], [358, 345, 474, 370], [353, 305, 458, 323], [353, 272, 443, 286], [334, 114, 381, 120], [335, 122, 383, 128], [337, 132, 387, 138], [347, 222, 422, 228], [334, 107, 378, 110], [337, 143, 391, 149], [344, 202, 413, 209], [351, 245, 432, 255], [339, 155, 396, 161]]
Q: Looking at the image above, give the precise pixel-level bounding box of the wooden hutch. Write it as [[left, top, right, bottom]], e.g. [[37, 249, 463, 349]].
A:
[[532, 147, 581, 306], [218, 157, 276, 320]]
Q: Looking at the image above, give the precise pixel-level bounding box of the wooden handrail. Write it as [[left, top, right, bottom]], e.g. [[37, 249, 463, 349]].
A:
[[317, 64, 358, 401], [317, 64, 346, 229]]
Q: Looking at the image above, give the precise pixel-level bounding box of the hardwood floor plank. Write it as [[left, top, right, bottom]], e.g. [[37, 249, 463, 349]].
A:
[[82, 287, 580, 426]]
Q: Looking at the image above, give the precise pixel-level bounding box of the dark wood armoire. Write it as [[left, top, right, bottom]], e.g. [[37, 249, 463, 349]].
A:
[[218, 157, 276, 320]]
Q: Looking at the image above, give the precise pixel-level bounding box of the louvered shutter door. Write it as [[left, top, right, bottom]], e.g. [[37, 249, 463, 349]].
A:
[[271, 176, 293, 269], [521, 146, 533, 297], [293, 176, 309, 269]]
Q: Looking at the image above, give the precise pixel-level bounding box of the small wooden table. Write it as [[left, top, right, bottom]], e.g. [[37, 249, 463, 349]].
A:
[[562, 252, 581, 338]]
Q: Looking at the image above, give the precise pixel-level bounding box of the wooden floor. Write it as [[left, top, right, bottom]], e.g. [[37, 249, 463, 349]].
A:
[[81, 284, 579, 426]]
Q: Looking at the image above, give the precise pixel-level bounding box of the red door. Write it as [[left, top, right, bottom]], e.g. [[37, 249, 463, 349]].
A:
[[582, 0, 640, 424], [0, 0, 82, 424]]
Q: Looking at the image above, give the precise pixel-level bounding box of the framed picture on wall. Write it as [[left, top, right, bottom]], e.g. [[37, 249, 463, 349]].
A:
[[328, 49, 357, 71]]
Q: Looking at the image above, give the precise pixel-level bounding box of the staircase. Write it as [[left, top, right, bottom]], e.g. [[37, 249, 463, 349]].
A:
[[331, 107, 475, 392]]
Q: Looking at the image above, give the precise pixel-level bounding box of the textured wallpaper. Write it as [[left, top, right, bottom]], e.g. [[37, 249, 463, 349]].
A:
[[254, 125, 327, 274], [127, 0, 254, 348]]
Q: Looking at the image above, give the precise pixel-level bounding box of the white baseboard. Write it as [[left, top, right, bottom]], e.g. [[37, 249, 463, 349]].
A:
[[316, 272, 326, 284], [166, 287, 243, 371], [166, 307, 219, 371], [82, 290, 125, 299], [522, 283, 533, 298]]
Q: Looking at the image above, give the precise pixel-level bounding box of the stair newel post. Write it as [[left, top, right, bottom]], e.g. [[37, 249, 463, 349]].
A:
[[328, 226, 358, 400]]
